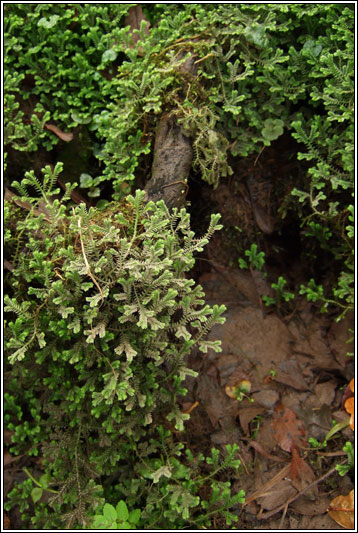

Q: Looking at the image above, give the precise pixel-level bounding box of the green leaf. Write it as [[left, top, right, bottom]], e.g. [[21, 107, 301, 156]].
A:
[[102, 49, 117, 63], [117, 521, 131, 529], [261, 119, 284, 141], [80, 173, 93, 188], [116, 500, 129, 522], [92, 515, 110, 529], [39, 473, 51, 489], [128, 509, 141, 525], [103, 503, 117, 521], [37, 15, 60, 29], [31, 487, 43, 503]]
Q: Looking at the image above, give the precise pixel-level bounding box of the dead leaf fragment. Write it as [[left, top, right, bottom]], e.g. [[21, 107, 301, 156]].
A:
[[244, 463, 291, 506], [328, 490, 354, 529], [290, 446, 317, 500], [272, 402, 307, 452], [256, 479, 297, 511], [246, 439, 287, 462], [274, 359, 309, 391], [4, 513, 10, 529], [44, 123, 73, 142], [237, 406, 265, 434]]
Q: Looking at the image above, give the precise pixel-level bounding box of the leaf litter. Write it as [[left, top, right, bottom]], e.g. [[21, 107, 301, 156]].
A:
[[182, 239, 354, 529]]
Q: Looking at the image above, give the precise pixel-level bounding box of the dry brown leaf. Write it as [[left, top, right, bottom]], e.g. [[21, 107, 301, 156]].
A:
[[246, 439, 287, 462], [244, 463, 291, 506], [274, 359, 309, 391], [328, 490, 354, 529], [4, 513, 10, 529], [272, 402, 307, 452], [44, 123, 73, 142], [290, 446, 318, 500], [256, 479, 297, 511], [4, 449, 25, 467], [237, 406, 265, 434], [4, 259, 14, 272]]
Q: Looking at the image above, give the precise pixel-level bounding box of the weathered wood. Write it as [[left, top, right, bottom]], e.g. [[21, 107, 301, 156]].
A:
[[144, 114, 192, 209], [145, 53, 198, 209]]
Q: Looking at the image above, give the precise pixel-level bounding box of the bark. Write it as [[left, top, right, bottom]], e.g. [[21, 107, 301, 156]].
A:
[[145, 54, 198, 210]]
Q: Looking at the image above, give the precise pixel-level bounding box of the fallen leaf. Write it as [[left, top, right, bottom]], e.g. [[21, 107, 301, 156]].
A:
[[290, 495, 332, 516], [256, 479, 296, 511], [244, 463, 291, 506], [251, 389, 279, 409], [272, 402, 307, 452], [290, 445, 317, 500], [44, 123, 73, 142], [328, 490, 354, 529], [237, 406, 265, 434], [246, 439, 287, 462], [4, 259, 13, 272], [4, 513, 10, 529], [4, 449, 25, 467], [273, 359, 309, 391]]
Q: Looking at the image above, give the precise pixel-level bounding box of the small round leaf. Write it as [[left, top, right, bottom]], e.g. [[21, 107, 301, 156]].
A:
[[31, 487, 43, 503]]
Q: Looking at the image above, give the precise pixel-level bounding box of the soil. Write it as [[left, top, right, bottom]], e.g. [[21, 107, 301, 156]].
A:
[[4, 133, 354, 531]]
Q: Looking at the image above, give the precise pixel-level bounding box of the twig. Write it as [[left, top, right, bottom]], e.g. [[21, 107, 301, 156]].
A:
[[258, 459, 348, 520], [162, 180, 189, 195], [254, 145, 265, 167], [279, 502, 289, 529]]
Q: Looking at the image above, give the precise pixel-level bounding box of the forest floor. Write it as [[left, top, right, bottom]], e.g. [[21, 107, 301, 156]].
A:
[[177, 153, 355, 529]]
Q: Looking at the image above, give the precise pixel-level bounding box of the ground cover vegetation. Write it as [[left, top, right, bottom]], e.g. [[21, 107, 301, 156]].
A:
[[4, 3, 354, 529]]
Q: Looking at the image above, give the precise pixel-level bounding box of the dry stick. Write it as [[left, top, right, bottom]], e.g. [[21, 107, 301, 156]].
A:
[[279, 502, 289, 529], [258, 459, 348, 520], [162, 180, 189, 195]]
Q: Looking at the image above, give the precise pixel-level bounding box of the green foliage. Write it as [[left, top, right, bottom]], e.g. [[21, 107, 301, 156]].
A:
[[238, 243, 265, 272], [336, 442, 354, 477], [4, 4, 354, 528], [90, 501, 141, 530], [4, 168, 242, 528], [262, 276, 295, 309], [112, 438, 244, 529]]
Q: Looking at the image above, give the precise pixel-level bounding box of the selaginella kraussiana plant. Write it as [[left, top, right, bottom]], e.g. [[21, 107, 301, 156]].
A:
[[4, 163, 237, 528]]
